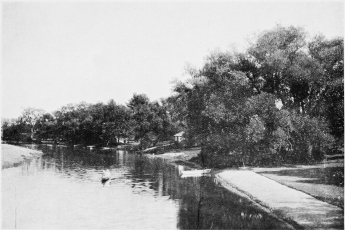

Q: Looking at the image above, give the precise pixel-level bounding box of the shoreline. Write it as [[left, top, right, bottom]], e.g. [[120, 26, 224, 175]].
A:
[[216, 170, 343, 229], [1, 144, 44, 169], [3, 143, 343, 228], [151, 148, 344, 229]]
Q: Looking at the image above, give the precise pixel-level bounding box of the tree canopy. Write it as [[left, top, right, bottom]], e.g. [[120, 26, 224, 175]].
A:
[[2, 25, 343, 167]]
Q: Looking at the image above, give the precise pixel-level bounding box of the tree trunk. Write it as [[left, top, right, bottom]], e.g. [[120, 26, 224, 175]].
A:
[[307, 141, 313, 158], [31, 127, 34, 139]]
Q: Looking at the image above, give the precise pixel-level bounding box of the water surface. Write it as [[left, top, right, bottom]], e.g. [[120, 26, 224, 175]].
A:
[[2, 145, 290, 229]]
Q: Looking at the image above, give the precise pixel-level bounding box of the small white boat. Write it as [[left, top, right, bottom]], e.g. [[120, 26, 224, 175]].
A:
[[143, 146, 158, 152], [181, 169, 211, 177], [101, 169, 111, 181]]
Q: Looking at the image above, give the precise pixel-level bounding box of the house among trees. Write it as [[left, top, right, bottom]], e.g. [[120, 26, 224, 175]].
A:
[[117, 137, 128, 144], [174, 131, 185, 143]]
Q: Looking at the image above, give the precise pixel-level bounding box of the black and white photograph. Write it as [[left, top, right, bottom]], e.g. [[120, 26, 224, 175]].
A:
[[1, 1, 344, 229]]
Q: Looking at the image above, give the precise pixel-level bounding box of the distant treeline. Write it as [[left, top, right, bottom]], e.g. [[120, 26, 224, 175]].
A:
[[2, 25, 343, 166], [2, 95, 177, 150]]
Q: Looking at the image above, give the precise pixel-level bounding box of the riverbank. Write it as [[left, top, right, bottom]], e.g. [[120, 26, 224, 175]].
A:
[[146, 147, 202, 169], [151, 147, 344, 229], [1, 144, 44, 169], [216, 170, 343, 229], [252, 162, 344, 209]]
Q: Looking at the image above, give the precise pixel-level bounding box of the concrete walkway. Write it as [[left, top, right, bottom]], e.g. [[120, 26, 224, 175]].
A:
[[252, 163, 344, 209], [216, 170, 344, 229]]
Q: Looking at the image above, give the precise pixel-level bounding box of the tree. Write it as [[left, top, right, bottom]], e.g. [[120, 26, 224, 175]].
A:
[[34, 113, 56, 141], [171, 30, 340, 166], [19, 107, 45, 140], [308, 36, 344, 142], [127, 94, 152, 145], [101, 100, 131, 146], [83, 102, 103, 145], [128, 94, 175, 148], [239, 25, 342, 156], [52, 103, 86, 144], [2, 118, 27, 142], [171, 51, 254, 166], [245, 25, 309, 111]]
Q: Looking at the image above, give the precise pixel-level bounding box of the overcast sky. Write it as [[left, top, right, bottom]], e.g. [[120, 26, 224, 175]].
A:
[[2, 1, 344, 119]]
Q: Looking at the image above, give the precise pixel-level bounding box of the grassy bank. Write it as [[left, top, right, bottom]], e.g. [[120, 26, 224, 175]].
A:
[[1, 144, 44, 169], [146, 147, 202, 169], [253, 163, 344, 209]]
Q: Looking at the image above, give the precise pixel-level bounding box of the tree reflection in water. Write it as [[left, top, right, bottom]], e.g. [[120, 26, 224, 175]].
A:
[[25, 145, 291, 229], [131, 155, 291, 230]]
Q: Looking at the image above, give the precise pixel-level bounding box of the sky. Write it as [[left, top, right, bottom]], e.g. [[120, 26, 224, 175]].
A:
[[1, 1, 344, 119]]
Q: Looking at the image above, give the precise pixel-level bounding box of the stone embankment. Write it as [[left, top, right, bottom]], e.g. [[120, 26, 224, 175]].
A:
[[1, 144, 43, 169]]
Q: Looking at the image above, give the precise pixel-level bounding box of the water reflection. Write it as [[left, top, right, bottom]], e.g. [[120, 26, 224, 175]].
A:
[[129, 156, 291, 229], [2, 145, 291, 229], [101, 179, 111, 187]]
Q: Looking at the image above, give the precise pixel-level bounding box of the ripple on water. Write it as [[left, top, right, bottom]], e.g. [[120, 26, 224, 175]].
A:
[[3, 146, 293, 229]]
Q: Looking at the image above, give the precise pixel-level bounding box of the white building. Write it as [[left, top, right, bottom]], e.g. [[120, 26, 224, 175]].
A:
[[174, 131, 185, 142]]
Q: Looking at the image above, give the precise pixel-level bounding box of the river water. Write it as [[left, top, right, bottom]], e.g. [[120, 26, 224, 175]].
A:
[[2, 145, 290, 229]]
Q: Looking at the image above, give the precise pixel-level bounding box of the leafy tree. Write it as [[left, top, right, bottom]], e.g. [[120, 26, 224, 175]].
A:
[[2, 118, 27, 142], [308, 36, 344, 142], [34, 113, 56, 141], [19, 107, 45, 139], [244, 92, 334, 165], [52, 103, 85, 144], [244, 25, 310, 111], [238, 25, 342, 157], [172, 51, 254, 165], [161, 97, 186, 135], [128, 94, 175, 148], [172, 31, 340, 166], [101, 100, 131, 146], [127, 94, 152, 145], [82, 102, 103, 145]]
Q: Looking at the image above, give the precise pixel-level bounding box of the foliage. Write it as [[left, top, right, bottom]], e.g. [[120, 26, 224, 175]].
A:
[[34, 113, 57, 141], [19, 107, 45, 139], [308, 36, 344, 141], [101, 100, 131, 146], [128, 94, 177, 149], [171, 25, 342, 167], [1, 25, 342, 167], [2, 119, 28, 143]]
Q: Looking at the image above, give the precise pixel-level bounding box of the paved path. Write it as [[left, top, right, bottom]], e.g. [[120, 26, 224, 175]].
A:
[[216, 170, 344, 229], [252, 163, 344, 209]]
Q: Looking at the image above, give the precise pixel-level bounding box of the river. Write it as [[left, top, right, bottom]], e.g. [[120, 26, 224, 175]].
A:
[[2, 144, 290, 229]]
